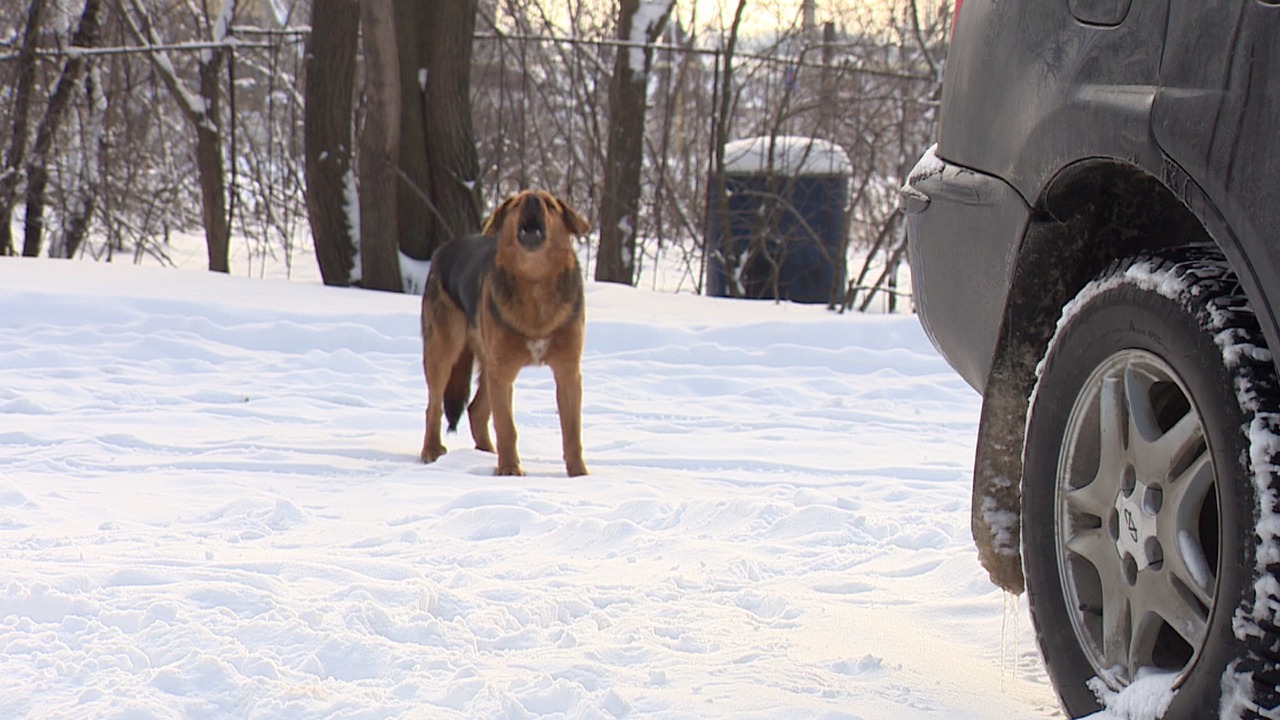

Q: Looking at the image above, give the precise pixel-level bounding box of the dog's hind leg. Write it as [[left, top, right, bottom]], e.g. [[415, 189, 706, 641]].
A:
[[421, 363, 449, 463], [421, 295, 467, 464], [421, 346, 456, 463], [467, 366, 494, 453], [553, 361, 588, 477]]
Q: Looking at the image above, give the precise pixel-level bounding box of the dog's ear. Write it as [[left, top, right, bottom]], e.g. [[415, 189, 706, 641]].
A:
[[482, 195, 519, 236], [558, 198, 591, 237]]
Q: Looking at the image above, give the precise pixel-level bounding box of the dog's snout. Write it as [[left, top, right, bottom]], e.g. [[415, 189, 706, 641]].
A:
[[517, 193, 546, 249]]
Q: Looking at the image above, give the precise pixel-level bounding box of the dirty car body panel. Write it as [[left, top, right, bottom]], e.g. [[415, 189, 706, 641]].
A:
[[902, 0, 1280, 715]]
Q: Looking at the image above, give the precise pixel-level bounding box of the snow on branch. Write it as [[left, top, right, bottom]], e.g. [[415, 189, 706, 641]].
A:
[[0, 40, 278, 63], [205, 0, 236, 63], [627, 0, 675, 75], [623, 0, 675, 80], [113, 0, 212, 124], [111, 0, 247, 132]]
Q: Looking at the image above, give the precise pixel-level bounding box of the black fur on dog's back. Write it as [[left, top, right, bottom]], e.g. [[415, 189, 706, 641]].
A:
[[431, 234, 496, 328]]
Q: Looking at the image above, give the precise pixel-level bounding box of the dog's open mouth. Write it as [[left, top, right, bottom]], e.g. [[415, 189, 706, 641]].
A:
[[517, 194, 547, 249]]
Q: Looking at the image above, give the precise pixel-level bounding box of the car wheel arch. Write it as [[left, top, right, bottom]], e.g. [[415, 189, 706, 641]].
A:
[[969, 158, 1216, 594]]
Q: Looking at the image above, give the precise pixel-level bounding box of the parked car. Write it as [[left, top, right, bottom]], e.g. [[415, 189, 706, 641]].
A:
[[901, 1, 1280, 718]]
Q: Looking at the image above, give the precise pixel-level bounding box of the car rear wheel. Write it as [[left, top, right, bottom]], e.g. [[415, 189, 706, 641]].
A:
[[1022, 250, 1280, 718]]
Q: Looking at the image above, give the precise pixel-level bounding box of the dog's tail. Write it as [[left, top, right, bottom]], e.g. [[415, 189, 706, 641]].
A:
[[443, 347, 474, 432]]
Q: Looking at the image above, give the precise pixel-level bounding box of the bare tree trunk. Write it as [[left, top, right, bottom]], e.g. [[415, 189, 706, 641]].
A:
[[303, 0, 360, 286], [819, 22, 836, 141], [421, 0, 481, 250], [357, 0, 403, 291], [21, 0, 103, 259], [55, 62, 105, 260], [708, 0, 749, 296], [196, 50, 231, 273], [61, 185, 96, 259], [596, 0, 675, 285], [394, 0, 432, 260], [0, 0, 48, 257], [114, 0, 233, 273]]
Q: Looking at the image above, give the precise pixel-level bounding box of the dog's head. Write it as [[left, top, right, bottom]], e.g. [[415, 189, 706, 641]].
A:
[[484, 189, 589, 246], [484, 190, 590, 279]]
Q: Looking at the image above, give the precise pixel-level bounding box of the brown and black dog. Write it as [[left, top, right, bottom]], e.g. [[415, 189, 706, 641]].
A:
[[420, 190, 592, 477]]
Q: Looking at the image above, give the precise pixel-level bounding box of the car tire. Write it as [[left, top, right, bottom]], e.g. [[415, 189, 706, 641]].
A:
[[1022, 250, 1280, 718]]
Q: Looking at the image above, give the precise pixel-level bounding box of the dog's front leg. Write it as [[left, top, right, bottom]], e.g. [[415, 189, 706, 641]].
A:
[[553, 362, 588, 477], [486, 363, 523, 476]]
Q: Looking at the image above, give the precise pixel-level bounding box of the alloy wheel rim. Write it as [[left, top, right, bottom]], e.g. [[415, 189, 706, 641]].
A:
[[1054, 349, 1219, 687]]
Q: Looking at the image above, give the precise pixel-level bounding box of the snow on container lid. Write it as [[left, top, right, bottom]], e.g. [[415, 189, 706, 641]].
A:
[[722, 136, 852, 177]]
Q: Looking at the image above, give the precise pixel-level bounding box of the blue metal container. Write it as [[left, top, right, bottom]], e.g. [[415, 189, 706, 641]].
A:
[[706, 136, 851, 304]]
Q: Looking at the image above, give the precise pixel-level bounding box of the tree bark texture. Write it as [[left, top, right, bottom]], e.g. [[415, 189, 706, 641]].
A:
[[303, 0, 359, 286], [420, 0, 481, 253], [53, 62, 103, 260], [357, 0, 403, 292], [0, 0, 48, 257], [596, 0, 674, 285], [61, 187, 96, 258], [115, 0, 232, 273], [708, 0, 749, 296], [21, 0, 103, 259], [393, 0, 431, 260], [196, 50, 231, 273]]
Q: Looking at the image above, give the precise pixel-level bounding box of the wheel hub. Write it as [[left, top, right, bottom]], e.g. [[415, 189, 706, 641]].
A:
[[1053, 349, 1219, 686], [1112, 468, 1163, 576]]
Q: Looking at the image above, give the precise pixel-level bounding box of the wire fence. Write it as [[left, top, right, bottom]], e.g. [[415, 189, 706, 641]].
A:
[[0, 5, 945, 309]]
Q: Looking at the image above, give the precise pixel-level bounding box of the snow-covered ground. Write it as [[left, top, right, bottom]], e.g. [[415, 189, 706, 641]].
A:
[[0, 254, 1072, 718]]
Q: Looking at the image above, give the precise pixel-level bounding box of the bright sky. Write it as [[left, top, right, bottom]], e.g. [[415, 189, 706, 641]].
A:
[[517, 0, 949, 42], [680, 0, 943, 35]]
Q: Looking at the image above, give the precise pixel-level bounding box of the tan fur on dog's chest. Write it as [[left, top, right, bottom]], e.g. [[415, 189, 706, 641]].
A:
[[480, 265, 585, 369]]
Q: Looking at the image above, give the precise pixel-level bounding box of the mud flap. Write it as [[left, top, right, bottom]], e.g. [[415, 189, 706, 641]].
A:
[[971, 375, 1029, 595]]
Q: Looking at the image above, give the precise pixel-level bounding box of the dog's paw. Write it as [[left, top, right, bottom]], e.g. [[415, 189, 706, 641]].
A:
[[420, 445, 447, 463], [495, 464, 525, 477], [566, 462, 588, 477]]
